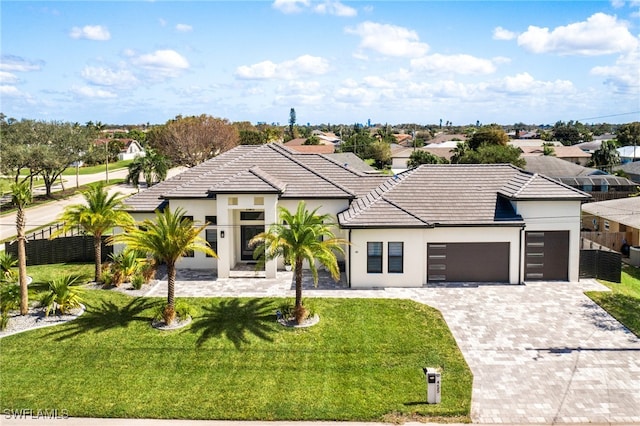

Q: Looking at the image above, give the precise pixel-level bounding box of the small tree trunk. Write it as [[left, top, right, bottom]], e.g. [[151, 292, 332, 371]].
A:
[[167, 261, 176, 309], [94, 234, 102, 283], [294, 257, 303, 308], [17, 209, 28, 315]]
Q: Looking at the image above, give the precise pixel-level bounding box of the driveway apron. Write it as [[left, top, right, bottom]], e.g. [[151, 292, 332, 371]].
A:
[[150, 272, 640, 424]]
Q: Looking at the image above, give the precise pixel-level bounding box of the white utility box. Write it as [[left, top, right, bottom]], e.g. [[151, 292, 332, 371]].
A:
[[422, 367, 441, 404]]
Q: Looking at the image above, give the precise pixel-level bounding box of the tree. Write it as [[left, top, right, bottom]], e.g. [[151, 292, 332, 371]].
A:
[[407, 150, 449, 168], [457, 144, 525, 168], [450, 141, 470, 164], [148, 115, 239, 167], [288, 108, 297, 140], [238, 129, 267, 145], [590, 140, 620, 172], [0, 119, 44, 185], [542, 142, 556, 156], [53, 183, 134, 283], [468, 125, 509, 150], [552, 120, 592, 145], [368, 140, 392, 169], [125, 149, 169, 190], [341, 125, 375, 159], [110, 207, 216, 324], [11, 181, 32, 315], [616, 122, 640, 148], [250, 201, 346, 324], [304, 135, 320, 145]]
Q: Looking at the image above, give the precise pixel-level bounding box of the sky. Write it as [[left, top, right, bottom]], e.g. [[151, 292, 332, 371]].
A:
[[1, 1, 639, 127]]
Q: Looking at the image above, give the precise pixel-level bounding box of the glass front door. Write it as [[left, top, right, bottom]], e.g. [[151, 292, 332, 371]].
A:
[[241, 225, 263, 261]]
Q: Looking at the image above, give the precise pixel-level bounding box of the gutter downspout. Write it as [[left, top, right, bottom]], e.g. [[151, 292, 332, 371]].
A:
[[519, 226, 524, 284], [348, 229, 352, 288]]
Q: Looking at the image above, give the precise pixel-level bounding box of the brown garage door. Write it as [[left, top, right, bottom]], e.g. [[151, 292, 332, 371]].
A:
[[427, 242, 510, 282], [525, 231, 569, 281]]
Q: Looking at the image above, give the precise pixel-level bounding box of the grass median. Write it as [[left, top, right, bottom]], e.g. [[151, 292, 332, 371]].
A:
[[0, 286, 471, 422]]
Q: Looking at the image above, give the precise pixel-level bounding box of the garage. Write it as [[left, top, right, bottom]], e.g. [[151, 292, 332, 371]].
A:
[[524, 231, 569, 281], [427, 242, 510, 282]]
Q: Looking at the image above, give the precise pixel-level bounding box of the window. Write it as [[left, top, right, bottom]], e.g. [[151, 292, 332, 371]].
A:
[[367, 242, 383, 273], [205, 215, 217, 225], [183, 215, 194, 222], [228, 197, 238, 206], [205, 229, 218, 257], [254, 197, 264, 206], [388, 242, 403, 273], [240, 211, 264, 221]]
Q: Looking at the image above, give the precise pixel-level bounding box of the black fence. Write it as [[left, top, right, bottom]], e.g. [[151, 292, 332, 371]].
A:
[[4, 236, 112, 266], [579, 249, 621, 283]]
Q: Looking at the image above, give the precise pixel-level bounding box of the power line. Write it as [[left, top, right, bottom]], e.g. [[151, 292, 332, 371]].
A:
[[575, 111, 640, 122]]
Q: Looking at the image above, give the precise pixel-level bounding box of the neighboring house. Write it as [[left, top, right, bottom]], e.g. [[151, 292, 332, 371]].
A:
[[117, 139, 145, 161], [519, 145, 592, 166], [325, 152, 377, 173], [509, 140, 562, 149], [394, 133, 414, 147], [581, 197, 640, 250], [617, 145, 640, 164], [391, 147, 453, 170], [574, 140, 603, 154], [614, 161, 640, 184], [286, 144, 335, 154], [523, 156, 638, 201], [121, 144, 589, 287], [428, 133, 467, 145]]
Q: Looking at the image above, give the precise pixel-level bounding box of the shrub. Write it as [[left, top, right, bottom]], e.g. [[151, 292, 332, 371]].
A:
[[139, 258, 157, 284], [109, 250, 139, 284], [40, 275, 85, 317], [175, 300, 195, 320], [0, 284, 20, 328], [131, 273, 144, 290], [0, 252, 17, 284]]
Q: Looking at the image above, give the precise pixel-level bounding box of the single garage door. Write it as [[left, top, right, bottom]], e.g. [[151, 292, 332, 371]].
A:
[[525, 231, 569, 281], [427, 242, 510, 282]]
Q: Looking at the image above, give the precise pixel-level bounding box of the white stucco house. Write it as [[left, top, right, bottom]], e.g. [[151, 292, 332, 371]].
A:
[[121, 143, 590, 288], [117, 139, 146, 161]]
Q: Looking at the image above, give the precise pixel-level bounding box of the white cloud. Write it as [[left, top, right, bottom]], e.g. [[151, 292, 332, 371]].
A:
[[489, 72, 574, 94], [0, 55, 44, 72], [272, 0, 309, 14], [235, 55, 330, 80], [81, 66, 138, 88], [411, 54, 496, 75], [610, 0, 625, 8], [72, 85, 117, 98], [0, 85, 21, 96], [314, 1, 357, 17], [272, 0, 355, 16], [69, 25, 111, 41], [362, 75, 396, 89], [130, 49, 190, 78], [517, 13, 638, 55], [176, 23, 193, 32], [159, 18, 167, 27], [345, 21, 429, 58], [0, 71, 20, 84], [591, 49, 640, 92], [493, 26, 517, 41]]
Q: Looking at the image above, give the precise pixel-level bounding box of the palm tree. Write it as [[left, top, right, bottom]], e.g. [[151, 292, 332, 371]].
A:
[[125, 149, 169, 190], [450, 141, 470, 164], [109, 207, 215, 324], [250, 201, 347, 323], [53, 182, 133, 283], [11, 181, 32, 315], [590, 140, 620, 172]]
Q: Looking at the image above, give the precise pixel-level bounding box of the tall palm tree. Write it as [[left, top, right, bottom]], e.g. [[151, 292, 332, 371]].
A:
[[125, 149, 169, 190], [53, 182, 133, 283], [109, 207, 215, 324], [250, 201, 347, 323], [11, 181, 32, 315]]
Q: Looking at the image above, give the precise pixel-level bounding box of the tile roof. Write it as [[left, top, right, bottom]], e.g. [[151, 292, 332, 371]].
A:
[[339, 164, 589, 228], [124, 144, 380, 211], [522, 156, 600, 177]]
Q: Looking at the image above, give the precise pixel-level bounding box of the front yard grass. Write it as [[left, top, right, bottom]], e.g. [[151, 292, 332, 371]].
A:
[[586, 263, 640, 337], [0, 284, 471, 421]]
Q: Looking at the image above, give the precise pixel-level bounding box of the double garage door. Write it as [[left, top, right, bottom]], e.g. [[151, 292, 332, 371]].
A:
[[427, 231, 569, 283]]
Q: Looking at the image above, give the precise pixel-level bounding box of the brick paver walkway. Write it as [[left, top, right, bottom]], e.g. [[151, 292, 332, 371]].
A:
[[144, 270, 640, 424]]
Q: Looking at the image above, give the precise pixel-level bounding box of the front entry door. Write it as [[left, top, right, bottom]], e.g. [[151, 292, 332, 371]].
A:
[[241, 225, 263, 261]]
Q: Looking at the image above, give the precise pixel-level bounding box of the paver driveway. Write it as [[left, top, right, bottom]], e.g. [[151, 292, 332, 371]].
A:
[[146, 271, 640, 424]]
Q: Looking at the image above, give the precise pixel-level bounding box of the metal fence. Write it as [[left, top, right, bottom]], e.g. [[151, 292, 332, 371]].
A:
[[579, 249, 621, 283], [4, 236, 112, 266]]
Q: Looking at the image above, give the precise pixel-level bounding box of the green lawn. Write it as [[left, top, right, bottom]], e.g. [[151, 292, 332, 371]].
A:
[[60, 160, 132, 175], [0, 265, 472, 422], [586, 264, 640, 336]]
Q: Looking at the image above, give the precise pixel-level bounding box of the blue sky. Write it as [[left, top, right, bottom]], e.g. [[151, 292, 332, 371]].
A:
[[1, 1, 639, 126]]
